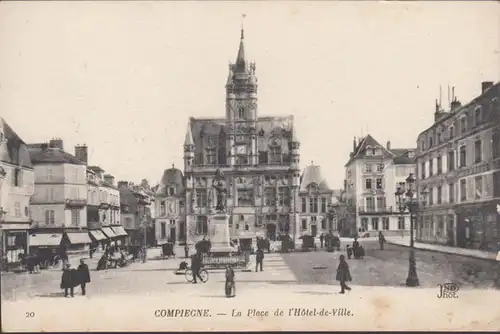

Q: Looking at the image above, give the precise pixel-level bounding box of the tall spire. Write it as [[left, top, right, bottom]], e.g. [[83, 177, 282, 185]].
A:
[[184, 123, 194, 148], [235, 14, 246, 70]]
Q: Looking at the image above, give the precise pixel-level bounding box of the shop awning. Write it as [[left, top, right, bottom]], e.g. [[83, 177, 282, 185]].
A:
[[89, 230, 108, 241], [66, 232, 92, 245], [110, 226, 128, 237], [29, 233, 63, 247], [101, 227, 117, 238]]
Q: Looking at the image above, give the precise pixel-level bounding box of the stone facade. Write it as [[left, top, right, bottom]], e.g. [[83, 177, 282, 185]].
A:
[[154, 166, 186, 244], [297, 164, 334, 237], [344, 135, 416, 237], [0, 118, 35, 265], [416, 81, 500, 251], [183, 29, 300, 245]]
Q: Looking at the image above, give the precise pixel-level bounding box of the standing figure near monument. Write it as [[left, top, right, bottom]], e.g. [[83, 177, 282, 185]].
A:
[[212, 169, 227, 212], [255, 248, 264, 272]]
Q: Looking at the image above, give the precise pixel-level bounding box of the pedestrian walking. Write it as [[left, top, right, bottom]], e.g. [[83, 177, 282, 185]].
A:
[[255, 248, 264, 272], [378, 231, 386, 251], [191, 251, 203, 284], [77, 259, 91, 296], [184, 244, 189, 259], [336, 254, 352, 294], [225, 264, 236, 298], [320, 233, 324, 248], [60, 263, 77, 297]]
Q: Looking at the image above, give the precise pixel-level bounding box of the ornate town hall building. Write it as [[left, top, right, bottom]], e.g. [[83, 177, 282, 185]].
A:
[[183, 29, 301, 247]]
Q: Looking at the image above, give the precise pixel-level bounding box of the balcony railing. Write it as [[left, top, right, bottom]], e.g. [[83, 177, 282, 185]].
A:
[[99, 203, 110, 210], [65, 199, 87, 208], [359, 206, 393, 214]]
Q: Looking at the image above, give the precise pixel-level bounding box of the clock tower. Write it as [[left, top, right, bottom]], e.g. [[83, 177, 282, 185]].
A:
[[225, 28, 258, 166]]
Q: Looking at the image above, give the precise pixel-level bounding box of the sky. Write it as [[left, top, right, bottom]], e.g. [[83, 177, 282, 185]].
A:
[[0, 1, 499, 189]]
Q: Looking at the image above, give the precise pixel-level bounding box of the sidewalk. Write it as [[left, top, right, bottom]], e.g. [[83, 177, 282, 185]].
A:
[[387, 237, 499, 261]]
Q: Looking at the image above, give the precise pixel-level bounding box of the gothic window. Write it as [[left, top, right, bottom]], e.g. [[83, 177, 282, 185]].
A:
[[259, 151, 268, 164], [278, 187, 290, 206], [301, 197, 307, 212], [196, 216, 208, 235], [321, 197, 327, 213], [269, 146, 282, 164], [264, 187, 275, 206], [196, 189, 207, 207], [206, 148, 216, 165], [238, 106, 245, 119]]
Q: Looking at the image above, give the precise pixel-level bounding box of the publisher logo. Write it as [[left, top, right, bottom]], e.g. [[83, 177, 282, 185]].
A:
[[437, 283, 459, 299]]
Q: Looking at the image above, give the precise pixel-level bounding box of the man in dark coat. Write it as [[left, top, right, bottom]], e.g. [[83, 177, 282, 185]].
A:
[[378, 231, 386, 251], [255, 248, 264, 272], [184, 244, 189, 258], [191, 251, 203, 284], [336, 254, 352, 294], [60, 263, 78, 297], [77, 259, 91, 295], [225, 264, 236, 298], [320, 233, 324, 248]]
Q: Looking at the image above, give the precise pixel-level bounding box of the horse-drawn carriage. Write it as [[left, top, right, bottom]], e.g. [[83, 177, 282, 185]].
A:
[[161, 242, 176, 259]]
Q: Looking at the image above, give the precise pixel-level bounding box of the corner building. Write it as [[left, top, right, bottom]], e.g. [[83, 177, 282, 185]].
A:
[[183, 29, 301, 246], [416, 81, 500, 251]]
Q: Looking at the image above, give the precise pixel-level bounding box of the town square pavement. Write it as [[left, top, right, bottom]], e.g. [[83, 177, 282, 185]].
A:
[[2, 243, 500, 331]]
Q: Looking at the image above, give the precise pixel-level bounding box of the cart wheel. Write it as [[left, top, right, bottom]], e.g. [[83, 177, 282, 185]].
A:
[[185, 269, 194, 283]]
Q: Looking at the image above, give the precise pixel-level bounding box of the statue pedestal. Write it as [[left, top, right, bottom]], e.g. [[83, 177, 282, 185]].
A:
[[209, 213, 233, 254]]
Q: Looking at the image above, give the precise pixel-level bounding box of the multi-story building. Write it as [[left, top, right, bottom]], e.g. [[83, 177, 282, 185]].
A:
[[416, 81, 500, 251], [28, 139, 91, 253], [0, 118, 35, 266], [118, 181, 153, 246], [297, 164, 334, 237], [183, 28, 301, 249], [154, 165, 186, 245], [344, 135, 416, 237], [74, 144, 125, 248]]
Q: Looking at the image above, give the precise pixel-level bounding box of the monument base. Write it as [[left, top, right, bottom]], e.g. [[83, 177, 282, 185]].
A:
[[208, 213, 233, 255]]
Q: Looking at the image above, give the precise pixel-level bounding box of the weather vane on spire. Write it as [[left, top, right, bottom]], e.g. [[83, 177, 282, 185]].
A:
[[241, 13, 246, 38]]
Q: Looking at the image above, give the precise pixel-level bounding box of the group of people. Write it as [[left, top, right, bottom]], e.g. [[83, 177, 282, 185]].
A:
[[346, 237, 366, 260], [96, 244, 129, 270], [60, 259, 91, 298]]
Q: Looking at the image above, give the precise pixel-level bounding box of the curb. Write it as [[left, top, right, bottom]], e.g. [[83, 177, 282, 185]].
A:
[[387, 241, 499, 263]]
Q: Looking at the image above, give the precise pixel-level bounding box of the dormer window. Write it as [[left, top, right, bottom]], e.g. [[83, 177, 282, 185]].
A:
[[168, 187, 175, 196], [429, 135, 434, 148], [408, 151, 415, 159], [460, 116, 467, 134], [449, 125, 455, 140]]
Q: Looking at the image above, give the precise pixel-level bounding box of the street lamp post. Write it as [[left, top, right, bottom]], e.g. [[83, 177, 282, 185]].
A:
[[327, 204, 337, 235], [395, 173, 428, 287], [142, 213, 151, 263]]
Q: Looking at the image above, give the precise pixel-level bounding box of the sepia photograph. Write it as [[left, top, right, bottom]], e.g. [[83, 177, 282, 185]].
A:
[[0, 0, 499, 332]]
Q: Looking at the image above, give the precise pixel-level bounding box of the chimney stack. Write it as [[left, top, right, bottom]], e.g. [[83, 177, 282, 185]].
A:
[[75, 144, 88, 165], [49, 138, 64, 150], [386, 141, 391, 150], [118, 181, 129, 188], [104, 174, 115, 186], [352, 137, 357, 153], [481, 81, 493, 94]]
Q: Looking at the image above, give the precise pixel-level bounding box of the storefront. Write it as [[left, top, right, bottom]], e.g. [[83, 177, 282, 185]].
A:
[[455, 201, 500, 252], [29, 233, 63, 254], [1, 229, 28, 265], [101, 227, 118, 247], [110, 225, 129, 246], [62, 232, 92, 254], [88, 229, 108, 251]]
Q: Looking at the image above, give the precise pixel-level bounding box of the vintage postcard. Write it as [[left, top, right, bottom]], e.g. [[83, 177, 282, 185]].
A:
[[1, 0, 499, 332]]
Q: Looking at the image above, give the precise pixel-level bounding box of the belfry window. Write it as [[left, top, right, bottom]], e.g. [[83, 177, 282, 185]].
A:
[[238, 106, 245, 119]]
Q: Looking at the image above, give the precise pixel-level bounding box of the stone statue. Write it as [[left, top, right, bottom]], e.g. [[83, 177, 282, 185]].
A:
[[212, 168, 227, 213]]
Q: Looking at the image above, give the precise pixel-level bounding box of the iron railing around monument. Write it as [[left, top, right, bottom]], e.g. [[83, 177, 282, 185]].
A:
[[201, 252, 250, 269]]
